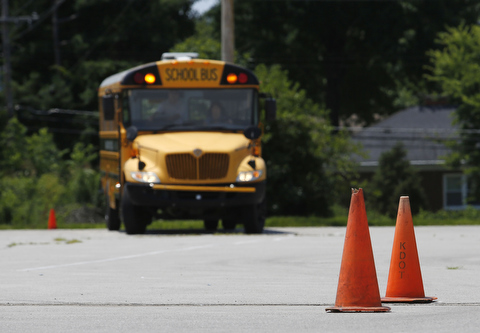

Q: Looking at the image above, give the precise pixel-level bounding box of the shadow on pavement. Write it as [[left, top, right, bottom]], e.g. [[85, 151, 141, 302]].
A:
[[138, 228, 294, 236]]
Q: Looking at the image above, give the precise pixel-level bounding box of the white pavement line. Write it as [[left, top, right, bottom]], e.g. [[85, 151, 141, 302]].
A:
[[234, 235, 295, 245], [18, 244, 215, 272], [234, 239, 262, 245], [273, 235, 295, 242]]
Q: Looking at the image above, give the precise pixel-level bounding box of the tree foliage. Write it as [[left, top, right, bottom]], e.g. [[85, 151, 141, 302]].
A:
[[366, 143, 427, 217], [10, 0, 195, 109], [171, 17, 222, 60], [4, 0, 197, 150], [3, 1, 479, 221], [171, 16, 251, 66], [256, 64, 359, 216], [426, 23, 480, 200], [0, 118, 101, 226], [207, 0, 480, 126]]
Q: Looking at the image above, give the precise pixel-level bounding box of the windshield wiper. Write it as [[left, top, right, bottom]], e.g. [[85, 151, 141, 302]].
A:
[[156, 123, 183, 130], [150, 123, 239, 132], [202, 125, 233, 130]]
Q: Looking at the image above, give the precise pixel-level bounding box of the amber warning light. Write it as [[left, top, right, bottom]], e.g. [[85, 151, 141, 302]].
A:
[[133, 72, 156, 84], [226, 73, 237, 84], [144, 73, 156, 84]]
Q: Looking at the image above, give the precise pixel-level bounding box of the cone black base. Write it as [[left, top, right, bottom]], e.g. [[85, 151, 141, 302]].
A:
[[381, 296, 437, 303], [326, 306, 391, 313]]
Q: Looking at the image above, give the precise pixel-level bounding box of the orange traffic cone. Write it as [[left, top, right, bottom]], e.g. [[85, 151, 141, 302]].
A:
[[381, 196, 437, 303], [326, 189, 390, 312], [48, 208, 57, 229]]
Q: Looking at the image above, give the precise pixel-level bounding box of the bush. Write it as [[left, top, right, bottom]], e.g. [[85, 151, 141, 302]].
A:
[[0, 174, 67, 227], [0, 118, 102, 227], [264, 114, 332, 216], [0, 177, 36, 225], [67, 143, 102, 207], [256, 64, 359, 216], [366, 142, 428, 217]]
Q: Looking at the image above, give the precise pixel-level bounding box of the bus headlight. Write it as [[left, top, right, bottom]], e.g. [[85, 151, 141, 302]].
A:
[[236, 170, 263, 182], [131, 171, 160, 184]]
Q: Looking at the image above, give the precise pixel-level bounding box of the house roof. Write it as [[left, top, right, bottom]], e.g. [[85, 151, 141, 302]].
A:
[[352, 105, 458, 170]]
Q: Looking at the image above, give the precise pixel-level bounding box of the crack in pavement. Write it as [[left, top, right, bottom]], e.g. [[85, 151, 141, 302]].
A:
[[1, 302, 479, 307]]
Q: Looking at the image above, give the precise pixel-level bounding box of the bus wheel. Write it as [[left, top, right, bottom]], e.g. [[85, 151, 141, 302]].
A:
[[222, 219, 236, 230], [121, 189, 150, 235], [204, 219, 219, 232], [105, 196, 121, 231], [243, 198, 266, 234]]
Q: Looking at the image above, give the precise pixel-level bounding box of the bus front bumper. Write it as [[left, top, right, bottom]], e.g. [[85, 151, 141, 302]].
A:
[[124, 181, 266, 208]]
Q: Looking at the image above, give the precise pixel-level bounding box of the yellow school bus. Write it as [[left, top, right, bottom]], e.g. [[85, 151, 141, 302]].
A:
[[99, 53, 276, 234]]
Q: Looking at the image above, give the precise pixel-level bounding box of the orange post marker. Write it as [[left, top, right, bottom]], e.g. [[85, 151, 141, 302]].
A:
[[381, 196, 437, 303], [48, 208, 57, 229], [326, 189, 390, 312]]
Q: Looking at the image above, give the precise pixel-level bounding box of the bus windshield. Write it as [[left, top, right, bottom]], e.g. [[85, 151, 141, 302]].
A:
[[124, 89, 258, 131]]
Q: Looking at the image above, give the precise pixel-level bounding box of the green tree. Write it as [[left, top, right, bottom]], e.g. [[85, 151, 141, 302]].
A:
[[426, 23, 480, 200], [170, 16, 251, 66], [0, 117, 29, 175], [0, 118, 101, 226], [257, 64, 359, 216], [4, 0, 197, 151], [171, 17, 221, 60], [67, 142, 101, 206], [207, 0, 480, 126], [366, 143, 427, 217]]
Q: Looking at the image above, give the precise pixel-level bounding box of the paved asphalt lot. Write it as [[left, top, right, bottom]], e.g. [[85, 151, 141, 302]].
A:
[[1, 226, 479, 332]]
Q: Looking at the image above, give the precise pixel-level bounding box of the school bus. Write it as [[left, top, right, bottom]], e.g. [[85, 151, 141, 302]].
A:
[[99, 53, 276, 234]]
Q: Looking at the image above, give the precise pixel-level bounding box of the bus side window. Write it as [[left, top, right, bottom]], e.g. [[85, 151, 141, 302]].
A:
[[103, 95, 115, 121], [122, 92, 131, 126]]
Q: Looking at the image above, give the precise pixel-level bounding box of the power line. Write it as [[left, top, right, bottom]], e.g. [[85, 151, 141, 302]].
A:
[[12, 0, 36, 16], [15, 104, 98, 117], [9, 0, 67, 41], [69, 0, 139, 71]]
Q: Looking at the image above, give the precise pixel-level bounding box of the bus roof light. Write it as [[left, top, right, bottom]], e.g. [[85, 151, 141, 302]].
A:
[[144, 73, 156, 84], [239, 73, 248, 84], [134, 72, 144, 84], [227, 73, 238, 84], [161, 52, 199, 60]]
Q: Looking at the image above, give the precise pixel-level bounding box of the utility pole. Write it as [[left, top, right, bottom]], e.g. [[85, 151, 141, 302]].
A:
[[221, 0, 234, 63], [1, 0, 13, 118], [52, 0, 77, 68], [52, 0, 61, 66], [1, 0, 38, 118]]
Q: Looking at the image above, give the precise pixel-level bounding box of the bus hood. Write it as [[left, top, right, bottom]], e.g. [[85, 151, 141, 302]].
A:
[[134, 131, 251, 154]]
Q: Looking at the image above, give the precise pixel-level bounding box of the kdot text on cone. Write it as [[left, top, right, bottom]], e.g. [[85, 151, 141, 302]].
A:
[[326, 188, 390, 313], [382, 196, 437, 303]]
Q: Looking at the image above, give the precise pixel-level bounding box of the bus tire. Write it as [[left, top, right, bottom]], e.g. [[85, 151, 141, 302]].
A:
[[121, 189, 150, 235], [105, 196, 121, 231], [243, 198, 266, 234], [204, 219, 219, 231]]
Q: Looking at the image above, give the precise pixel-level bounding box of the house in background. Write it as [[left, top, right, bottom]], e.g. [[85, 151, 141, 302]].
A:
[[352, 105, 474, 211]]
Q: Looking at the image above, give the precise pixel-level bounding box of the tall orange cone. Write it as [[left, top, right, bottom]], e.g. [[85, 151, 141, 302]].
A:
[[381, 196, 437, 303], [48, 208, 57, 229], [326, 189, 390, 312]]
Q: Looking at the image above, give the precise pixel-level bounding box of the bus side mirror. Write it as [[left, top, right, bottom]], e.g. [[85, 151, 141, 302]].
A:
[[102, 95, 115, 121], [126, 126, 138, 142], [244, 126, 262, 140], [265, 98, 276, 121]]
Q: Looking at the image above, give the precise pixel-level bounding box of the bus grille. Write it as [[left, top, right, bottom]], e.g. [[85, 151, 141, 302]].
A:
[[166, 153, 229, 180]]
